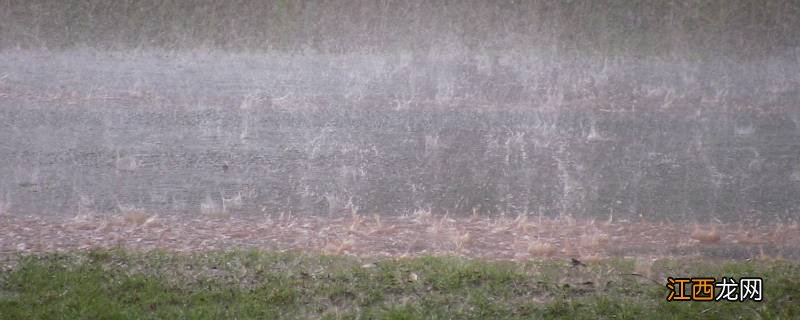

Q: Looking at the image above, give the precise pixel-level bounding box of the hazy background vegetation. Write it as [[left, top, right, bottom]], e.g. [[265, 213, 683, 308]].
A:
[[1, 0, 798, 59]]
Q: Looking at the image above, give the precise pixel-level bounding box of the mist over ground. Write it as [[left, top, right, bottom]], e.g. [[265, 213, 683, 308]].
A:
[[0, 0, 798, 222]]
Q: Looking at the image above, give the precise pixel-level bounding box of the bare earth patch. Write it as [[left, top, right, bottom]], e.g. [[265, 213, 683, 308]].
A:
[[1, 212, 798, 262]]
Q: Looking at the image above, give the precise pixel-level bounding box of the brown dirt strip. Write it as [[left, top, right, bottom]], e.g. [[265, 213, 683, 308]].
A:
[[2, 212, 797, 263]]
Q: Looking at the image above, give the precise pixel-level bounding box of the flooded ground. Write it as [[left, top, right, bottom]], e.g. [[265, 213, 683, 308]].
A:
[[2, 51, 799, 222]]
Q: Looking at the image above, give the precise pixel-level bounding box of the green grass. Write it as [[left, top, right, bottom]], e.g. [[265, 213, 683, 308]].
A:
[[0, 250, 798, 319]]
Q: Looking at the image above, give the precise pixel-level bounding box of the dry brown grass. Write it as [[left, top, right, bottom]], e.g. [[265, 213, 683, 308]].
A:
[[690, 224, 721, 244], [325, 238, 354, 255], [2, 213, 797, 261], [123, 210, 150, 226], [528, 241, 557, 257], [348, 214, 364, 233], [735, 226, 767, 245], [367, 224, 397, 236], [451, 231, 472, 251]]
